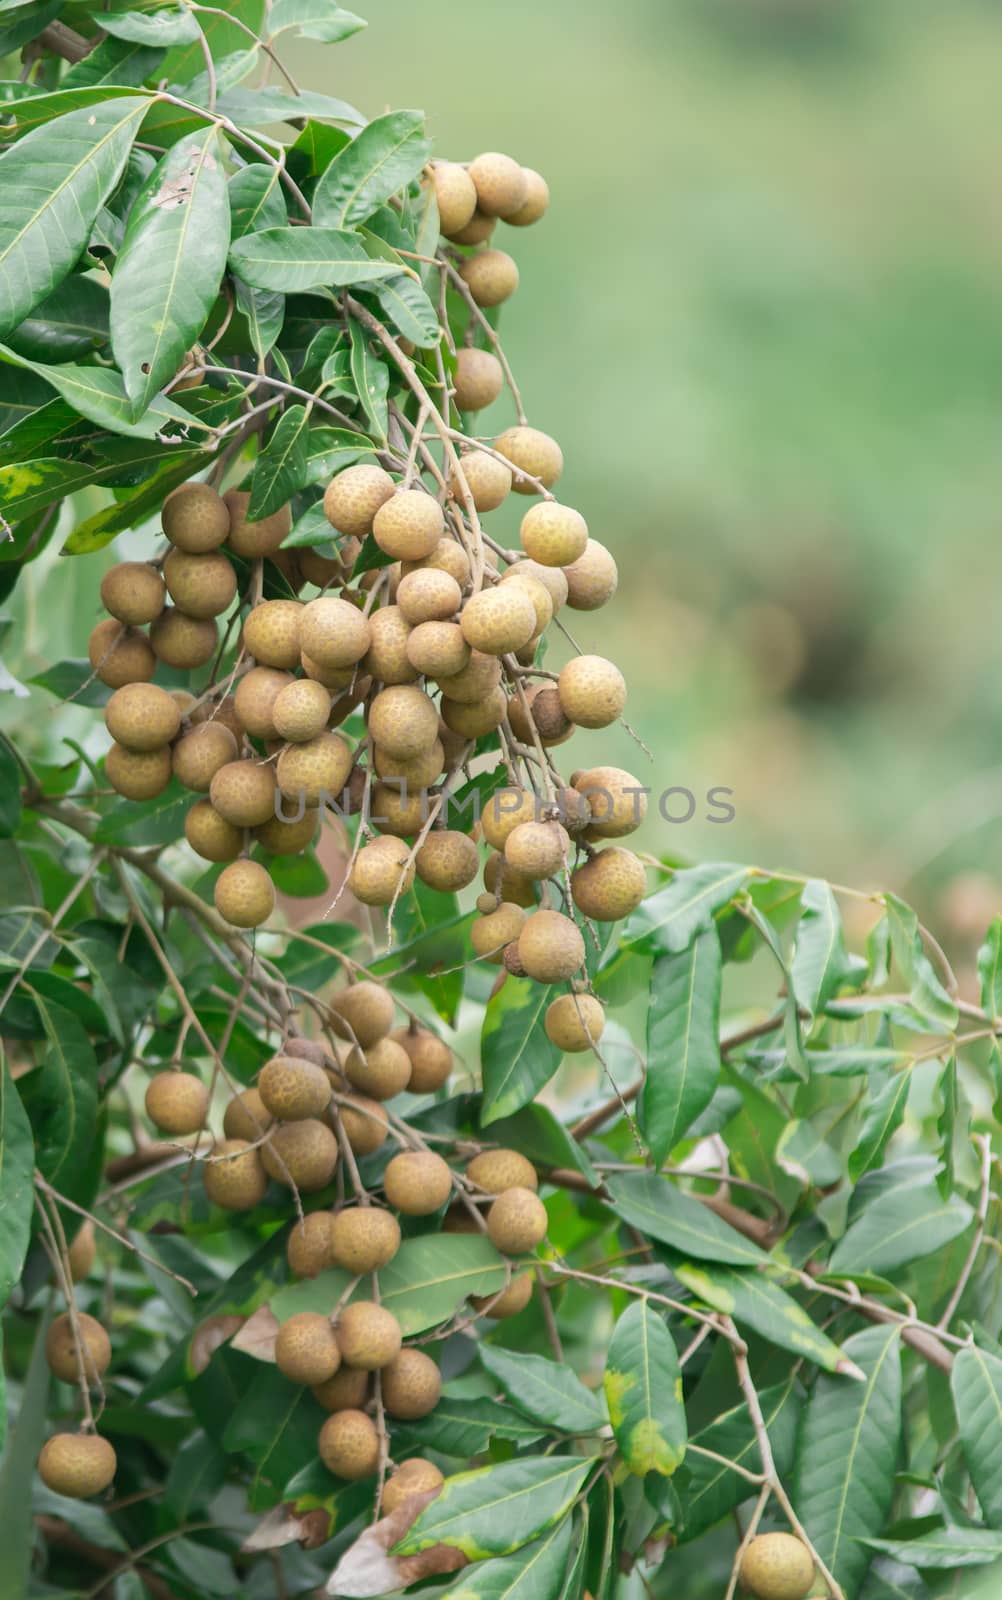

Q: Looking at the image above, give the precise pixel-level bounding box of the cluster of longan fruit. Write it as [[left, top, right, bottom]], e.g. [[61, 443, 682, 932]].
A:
[[430, 149, 549, 314]]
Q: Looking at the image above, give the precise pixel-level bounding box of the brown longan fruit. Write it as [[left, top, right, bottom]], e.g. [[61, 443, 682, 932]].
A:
[[415, 830, 479, 893], [337, 1096, 391, 1157], [373, 490, 445, 561], [210, 760, 276, 827], [88, 620, 155, 688], [450, 451, 512, 512], [185, 799, 243, 862], [504, 820, 569, 881], [440, 686, 507, 739], [458, 249, 519, 308], [276, 732, 352, 807], [329, 1207, 401, 1273], [435, 648, 501, 704], [163, 548, 236, 619], [545, 992, 605, 1051], [313, 1367, 369, 1412], [163, 482, 230, 552], [572, 848, 646, 921], [518, 908, 585, 982], [483, 851, 537, 908], [255, 806, 319, 856], [519, 502, 587, 567], [150, 608, 218, 670], [392, 1027, 452, 1093], [172, 722, 237, 792], [473, 1271, 533, 1319], [460, 586, 535, 656], [203, 1139, 268, 1210], [190, 696, 244, 741], [223, 490, 291, 559], [68, 1221, 97, 1282], [272, 679, 332, 743], [38, 1433, 117, 1500], [329, 981, 395, 1049], [486, 1186, 548, 1254], [243, 599, 303, 668], [494, 426, 563, 495], [287, 1212, 337, 1278], [259, 1056, 331, 1121], [382, 1458, 444, 1515], [145, 1071, 208, 1135], [506, 685, 572, 748], [106, 744, 172, 801], [500, 558, 568, 611], [401, 538, 471, 587], [374, 740, 445, 787], [233, 666, 293, 740], [46, 1312, 111, 1385], [480, 787, 539, 850], [262, 1118, 339, 1191], [318, 1408, 379, 1479], [369, 684, 439, 759], [466, 1149, 538, 1194], [739, 1533, 816, 1600], [396, 568, 462, 625], [558, 656, 626, 730], [468, 152, 529, 217], [453, 347, 504, 413], [337, 1302, 402, 1370], [100, 561, 165, 626], [299, 543, 354, 587], [430, 160, 477, 236], [300, 596, 371, 668], [563, 539, 618, 610], [223, 1086, 273, 1141], [407, 621, 470, 679], [572, 766, 647, 838], [105, 683, 180, 752], [344, 1036, 412, 1101], [363, 605, 418, 686], [380, 1349, 441, 1420], [507, 167, 550, 226], [348, 837, 416, 905], [324, 464, 395, 538], [449, 209, 496, 246], [275, 1312, 341, 1385], [383, 1150, 452, 1215], [214, 859, 275, 928], [471, 902, 527, 963]]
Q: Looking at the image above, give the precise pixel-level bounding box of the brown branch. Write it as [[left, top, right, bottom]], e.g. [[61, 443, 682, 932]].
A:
[[37, 21, 95, 63]]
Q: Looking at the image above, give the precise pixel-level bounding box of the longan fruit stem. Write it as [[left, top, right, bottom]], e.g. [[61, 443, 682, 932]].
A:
[[34, 1191, 99, 1432], [437, 253, 527, 424]]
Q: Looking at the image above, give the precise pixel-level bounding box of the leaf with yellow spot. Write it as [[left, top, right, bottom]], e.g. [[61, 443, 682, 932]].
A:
[[393, 1456, 594, 1562], [604, 1300, 686, 1478]]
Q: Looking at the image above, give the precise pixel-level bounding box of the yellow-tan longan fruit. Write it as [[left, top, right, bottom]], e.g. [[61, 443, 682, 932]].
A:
[[449, 209, 496, 246], [480, 788, 539, 851], [318, 1408, 379, 1479], [105, 683, 180, 752], [100, 561, 165, 626], [214, 859, 276, 928], [380, 1349, 441, 1420], [392, 1026, 452, 1093], [287, 1211, 337, 1278], [486, 1186, 548, 1254], [336, 1302, 402, 1370], [572, 766, 647, 838], [415, 830, 479, 893], [348, 837, 416, 905], [203, 1139, 268, 1211], [172, 722, 237, 793], [500, 558, 568, 612], [276, 732, 353, 807], [494, 426, 563, 495], [507, 167, 550, 226], [484, 851, 537, 909], [545, 992, 605, 1052], [300, 596, 371, 668], [458, 248, 519, 308], [572, 848, 646, 921], [468, 152, 529, 217], [272, 679, 332, 743], [324, 464, 395, 538], [344, 1036, 412, 1101], [275, 1312, 341, 1385], [68, 1221, 97, 1282], [329, 980, 395, 1048], [739, 1533, 816, 1600], [397, 568, 462, 625], [301, 653, 362, 691], [471, 901, 528, 963], [383, 1150, 453, 1215], [440, 686, 507, 739], [460, 586, 535, 656], [519, 502, 587, 567], [373, 491, 445, 562], [430, 160, 477, 236], [46, 1312, 111, 1384], [466, 1149, 539, 1194], [259, 1056, 331, 1122], [401, 538, 471, 587], [163, 548, 236, 619], [185, 799, 243, 862], [563, 539, 618, 610], [450, 450, 512, 512], [363, 605, 418, 686], [299, 544, 350, 587], [224, 490, 291, 559], [38, 1433, 117, 1500], [233, 666, 292, 741], [407, 621, 470, 679], [162, 482, 230, 553], [223, 1086, 274, 1141], [329, 1207, 401, 1273], [374, 740, 445, 787], [504, 820, 569, 880], [190, 696, 243, 741], [518, 908, 585, 982], [503, 573, 553, 637], [337, 1095, 390, 1157], [453, 347, 504, 413], [150, 608, 218, 670], [145, 1071, 208, 1135], [314, 1367, 370, 1412], [263, 1118, 339, 1191], [368, 684, 439, 759], [473, 1270, 534, 1319], [382, 1458, 444, 1515], [169, 690, 197, 717], [106, 744, 172, 801], [558, 656, 627, 730], [210, 760, 276, 827], [88, 620, 155, 688], [243, 599, 304, 669], [255, 806, 319, 855], [435, 648, 501, 704]]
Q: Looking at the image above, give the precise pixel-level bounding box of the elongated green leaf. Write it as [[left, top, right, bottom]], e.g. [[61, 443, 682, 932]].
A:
[[0, 736, 21, 836], [17, 992, 98, 1202], [828, 1180, 973, 1277], [794, 1325, 902, 1598], [228, 163, 287, 239], [863, 1528, 1002, 1570], [641, 926, 721, 1163], [216, 86, 363, 129], [0, 345, 200, 439], [604, 1300, 686, 1476], [395, 1456, 594, 1560], [247, 404, 310, 519], [0, 0, 61, 53], [314, 109, 430, 228], [884, 892, 958, 1031], [269, 0, 366, 42], [221, 1364, 318, 1510], [978, 917, 1002, 1021], [669, 1258, 854, 1374], [396, 1396, 545, 1458], [848, 1071, 911, 1182], [348, 316, 389, 443], [606, 1171, 768, 1267], [480, 1345, 606, 1435], [951, 1345, 1002, 1530], [0, 1305, 51, 1586], [481, 975, 560, 1126], [6, 274, 108, 363], [372, 271, 440, 347], [0, 98, 145, 338], [439, 1516, 573, 1600], [622, 862, 749, 955], [304, 424, 371, 484], [681, 1383, 798, 1543], [60, 447, 203, 553], [62, 35, 164, 90], [792, 878, 865, 1017], [229, 226, 398, 292], [0, 1047, 33, 1307], [235, 278, 285, 360], [99, 6, 200, 44]]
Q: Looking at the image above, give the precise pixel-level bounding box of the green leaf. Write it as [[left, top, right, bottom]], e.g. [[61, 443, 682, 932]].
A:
[[0, 98, 145, 339], [604, 1300, 686, 1476], [269, 0, 367, 42], [348, 316, 389, 443], [622, 862, 750, 955], [884, 891, 958, 1031], [98, 6, 201, 44], [978, 917, 1002, 1021], [641, 926, 721, 1164], [5, 273, 109, 364], [0, 345, 199, 440], [793, 1325, 903, 1598], [235, 278, 285, 361], [0, 1305, 51, 1587], [828, 1180, 973, 1277], [395, 1456, 594, 1560], [17, 992, 98, 1202], [680, 1382, 798, 1543], [371, 271, 440, 347], [228, 163, 287, 238], [0, 0, 61, 53], [314, 109, 431, 228], [669, 1258, 854, 1374], [951, 1344, 1002, 1530], [247, 404, 311, 519], [0, 1047, 34, 1307], [215, 85, 363, 129], [480, 975, 561, 1126], [92, 780, 190, 847], [62, 35, 164, 90], [849, 1071, 911, 1181], [480, 1345, 606, 1435], [606, 1171, 768, 1267], [110, 127, 229, 416], [0, 736, 22, 836], [60, 446, 203, 553], [438, 1516, 573, 1600], [221, 1364, 319, 1510], [304, 424, 371, 484], [396, 1395, 545, 1458], [862, 1528, 1002, 1570], [228, 225, 399, 293], [791, 878, 865, 1017]]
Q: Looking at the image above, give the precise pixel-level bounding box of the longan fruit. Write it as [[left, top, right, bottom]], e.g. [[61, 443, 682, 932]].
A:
[[276, 732, 353, 807], [494, 426, 563, 495], [344, 1036, 412, 1101], [287, 1212, 337, 1278], [329, 980, 395, 1049], [484, 851, 537, 908], [162, 482, 230, 552], [453, 347, 504, 413], [572, 766, 647, 838], [100, 561, 165, 626], [430, 160, 477, 236], [471, 901, 527, 963], [363, 605, 418, 685], [480, 787, 539, 850], [210, 760, 276, 827], [373, 490, 445, 561], [190, 696, 243, 742], [397, 568, 462, 625], [106, 743, 172, 801], [391, 1026, 452, 1093], [435, 648, 501, 704], [374, 740, 445, 787], [558, 655, 626, 730], [232, 667, 291, 741], [105, 683, 180, 752], [329, 1207, 400, 1273], [185, 799, 243, 862], [68, 1221, 97, 1282], [506, 684, 572, 747], [275, 1312, 341, 1385], [259, 1056, 331, 1121], [503, 572, 553, 636], [440, 686, 507, 738], [466, 1149, 538, 1193], [324, 464, 395, 538], [563, 539, 618, 610], [407, 621, 470, 679], [401, 538, 471, 587], [468, 152, 529, 217], [337, 1095, 390, 1156], [262, 1118, 339, 1191], [383, 1150, 452, 1215], [243, 599, 303, 669], [88, 620, 155, 688], [272, 678, 332, 743], [255, 806, 319, 856], [520, 502, 587, 567], [507, 167, 550, 226], [299, 544, 354, 587], [369, 684, 439, 759], [302, 652, 361, 691], [38, 1433, 117, 1500], [473, 1270, 533, 1319], [460, 586, 536, 656], [224, 490, 291, 559], [313, 1368, 369, 1413], [380, 1349, 441, 1420], [46, 1312, 111, 1385], [203, 1139, 268, 1211], [149, 608, 218, 670], [571, 848, 646, 921], [415, 830, 479, 893], [449, 209, 496, 246], [739, 1533, 816, 1600], [458, 249, 519, 308], [382, 1458, 444, 1515], [450, 450, 512, 511], [163, 548, 236, 619], [348, 836, 417, 905], [336, 1302, 402, 1370], [504, 820, 569, 880], [486, 1186, 548, 1254], [300, 596, 371, 668], [214, 858, 275, 928], [545, 992, 605, 1051], [172, 722, 237, 792], [223, 1086, 273, 1142], [518, 908, 585, 982], [144, 1071, 208, 1135], [500, 557, 568, 611], [318, 1408, 379, 1479]]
